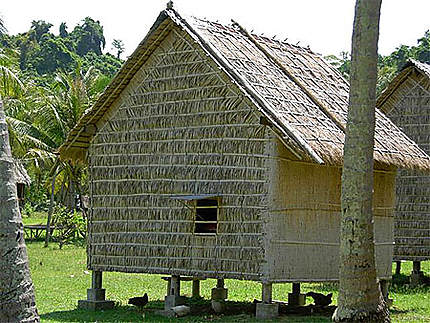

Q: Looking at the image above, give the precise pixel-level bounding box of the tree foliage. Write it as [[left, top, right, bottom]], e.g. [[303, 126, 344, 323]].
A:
[[112, 39, 125, 59], [1, 16, 122, 80], [0, 14, 120, 210], [71, 17, 106, 56], [327, 29, 430, 94]]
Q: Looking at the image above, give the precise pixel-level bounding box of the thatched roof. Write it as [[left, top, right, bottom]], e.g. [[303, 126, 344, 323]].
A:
[[13, 159, 31, 185], [377, 59, 430, 113], [59, 8, 430, 170]]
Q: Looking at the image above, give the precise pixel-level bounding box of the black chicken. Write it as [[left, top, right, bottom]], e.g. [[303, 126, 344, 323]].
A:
[[128, 293, 149, 308], [306, 292, 332, 307]]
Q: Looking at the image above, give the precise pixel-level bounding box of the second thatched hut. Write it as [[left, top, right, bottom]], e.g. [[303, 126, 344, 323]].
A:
[[377, 59, 430, 284]]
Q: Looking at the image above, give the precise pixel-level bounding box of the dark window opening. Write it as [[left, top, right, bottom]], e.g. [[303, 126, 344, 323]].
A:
[[194, 198, 218, 234]]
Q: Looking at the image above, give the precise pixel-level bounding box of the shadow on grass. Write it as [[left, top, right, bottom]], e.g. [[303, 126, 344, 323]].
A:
[[390, 308, 410, 315], [391, 273, 410, 286], [40, 300, 332, 322], [25, 237, 86, 248], [40, 304, 169, 322]]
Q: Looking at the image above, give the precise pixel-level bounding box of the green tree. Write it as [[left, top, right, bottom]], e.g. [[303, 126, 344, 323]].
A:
[[29, 20, 53, 43], [112, 39, 125, 59], [72, 17, 106, 56], [27, 34, 77, 74], [0, 48, 24, 100], [415, 30, 430, 62], [59, 22, 68, 38], [333, 0, 389, 321], [0, 100, 39, 322]]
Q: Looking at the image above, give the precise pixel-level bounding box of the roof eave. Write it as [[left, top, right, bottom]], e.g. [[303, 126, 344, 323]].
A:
[[59, 10, 173, 163]]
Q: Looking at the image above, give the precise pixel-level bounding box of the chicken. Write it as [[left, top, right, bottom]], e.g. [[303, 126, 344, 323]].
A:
[[306, 292, 332, 307], [128, 293, 148, 308]]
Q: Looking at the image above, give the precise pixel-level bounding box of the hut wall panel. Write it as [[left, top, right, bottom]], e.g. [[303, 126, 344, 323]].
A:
[[266, 137, 395, 282], [87, 28, 268, 280], [384, 75, 430, 261]]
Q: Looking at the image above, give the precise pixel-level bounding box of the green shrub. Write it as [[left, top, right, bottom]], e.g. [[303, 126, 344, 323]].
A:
[[52, 206, 86, 249]]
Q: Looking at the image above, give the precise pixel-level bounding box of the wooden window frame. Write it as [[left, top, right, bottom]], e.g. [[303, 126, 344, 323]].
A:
[[193, 198, 219, 235]]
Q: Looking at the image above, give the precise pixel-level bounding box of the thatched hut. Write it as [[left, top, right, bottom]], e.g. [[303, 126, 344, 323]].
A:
[[12, 159, 31, 204], [377, 59, 430, 284], [60, 8, 430, 317]]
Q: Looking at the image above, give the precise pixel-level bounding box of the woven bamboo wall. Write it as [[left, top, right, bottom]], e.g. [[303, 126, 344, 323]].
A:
[[383, 73, 430, 261], [87, 26, 269, 280], [265, 136, 395, 282]]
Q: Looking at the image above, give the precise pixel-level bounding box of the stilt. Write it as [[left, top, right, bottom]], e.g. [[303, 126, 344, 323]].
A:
[[262, 281, 273, 303], [164, 275, 185, 310], [192, 278, 200, 298], [256, 282, 278, 319], [411, 261, 425, 286], [211, 278, 228, 313], [395, 261, 401, 275], [78, 271, 114, 310], [288, 282, 306, 306], [211, 278, 228, 300]]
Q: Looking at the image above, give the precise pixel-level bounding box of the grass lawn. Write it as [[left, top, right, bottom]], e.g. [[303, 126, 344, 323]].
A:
[[22, 213, 429, 322]]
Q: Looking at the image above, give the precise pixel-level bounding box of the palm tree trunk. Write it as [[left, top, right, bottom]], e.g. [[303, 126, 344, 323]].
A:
[[0, 100, 39, 322], [333, 0, 389, 322], [45, 163, 59, 247]]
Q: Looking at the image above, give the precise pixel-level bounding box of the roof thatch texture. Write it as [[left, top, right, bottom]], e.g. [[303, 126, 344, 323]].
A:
[[59, 9, 430, 171], [377, 59, 430, 261], [13, 159, 31, 185], [377, 59, 430, 112]]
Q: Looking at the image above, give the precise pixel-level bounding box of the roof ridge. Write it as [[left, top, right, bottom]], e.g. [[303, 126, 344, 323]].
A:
[[231, 19, 347, 135], [167, 9, 324, 164]]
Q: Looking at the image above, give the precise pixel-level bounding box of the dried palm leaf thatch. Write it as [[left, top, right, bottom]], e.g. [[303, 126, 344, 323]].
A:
[[57, 8, 425, 280], [59, 9, 430, 172], [378, 60, 430, 261]]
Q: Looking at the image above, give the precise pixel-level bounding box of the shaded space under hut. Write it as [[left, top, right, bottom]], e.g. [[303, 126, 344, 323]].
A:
[[59, 6, 430, 319], [377, 59, 430, 285]]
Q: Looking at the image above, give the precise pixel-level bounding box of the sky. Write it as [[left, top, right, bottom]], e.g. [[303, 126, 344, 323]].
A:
[[1, 0, 429, 59]]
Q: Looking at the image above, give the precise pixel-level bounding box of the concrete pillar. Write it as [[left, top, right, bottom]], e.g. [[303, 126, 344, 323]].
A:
[[171, 275, 180, 296], [78, 271, 114, 310], [211, 278, 228, 300], [192, 279, 200, 298], [256, 282, 278, 319], [211, 278, 228, 313], [164, 275, 185, 310], [288, 282, 306, 306], [262, 282, 272, 303], [92, 270, 102, 289]]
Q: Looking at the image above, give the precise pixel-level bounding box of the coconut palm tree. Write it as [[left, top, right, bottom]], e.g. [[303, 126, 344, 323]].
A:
[[0, 100, 40, 322], [333, 0, 389, 322], [0, 16, 6, 35]]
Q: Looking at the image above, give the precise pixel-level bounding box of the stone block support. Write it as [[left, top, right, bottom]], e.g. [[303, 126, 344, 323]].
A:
[[256, 282, 278, 319], [288, 282, 306, 306], [211, 278, 228, 300], [211, 278, 228, 313], [411, 261, 425, 286], [256, 302, 279, 320], [164, 275, 185, 310], [78, 271, 114, 310]]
